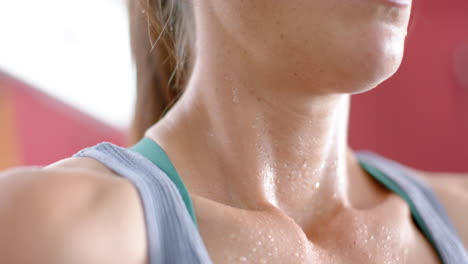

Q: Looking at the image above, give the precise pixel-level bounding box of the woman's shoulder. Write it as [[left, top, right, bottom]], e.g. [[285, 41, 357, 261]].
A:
[[409, 168, 468, 248], [0, 158, 147, 264]]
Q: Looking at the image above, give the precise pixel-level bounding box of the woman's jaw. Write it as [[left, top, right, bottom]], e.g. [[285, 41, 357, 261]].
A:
[[194, 0, 412, 96]]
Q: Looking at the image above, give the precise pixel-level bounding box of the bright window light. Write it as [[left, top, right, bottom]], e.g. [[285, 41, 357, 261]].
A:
[[0, 0, 135, 129]]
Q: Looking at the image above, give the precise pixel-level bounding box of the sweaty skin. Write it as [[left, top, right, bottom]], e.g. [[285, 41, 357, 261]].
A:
[[0, 0, 467, 263]]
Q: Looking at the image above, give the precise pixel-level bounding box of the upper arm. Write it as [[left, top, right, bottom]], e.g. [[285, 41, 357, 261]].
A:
[[0, 167, 147, 264]]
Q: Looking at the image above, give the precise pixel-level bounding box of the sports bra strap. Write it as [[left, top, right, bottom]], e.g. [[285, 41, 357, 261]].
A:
[[129, 137, 198, 226], [357, 151, 468, 264]]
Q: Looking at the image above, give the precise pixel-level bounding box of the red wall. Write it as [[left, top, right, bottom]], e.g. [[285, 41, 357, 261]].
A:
[[349, 0, 468, 172], [0, 72, 126, 168]]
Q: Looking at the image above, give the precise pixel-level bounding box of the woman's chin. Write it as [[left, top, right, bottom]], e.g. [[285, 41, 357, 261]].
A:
[[360, 54, 403, 92], [338, 31, 406, 94], [294, 25, 407, 95], [305, 45, 404, 95]]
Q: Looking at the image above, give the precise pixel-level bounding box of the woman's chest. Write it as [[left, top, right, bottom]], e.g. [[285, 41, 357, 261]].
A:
[[193, 199, 440, 264]]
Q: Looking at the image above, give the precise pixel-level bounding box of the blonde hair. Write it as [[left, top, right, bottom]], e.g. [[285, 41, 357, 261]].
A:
[[128, 0, 194, 142]]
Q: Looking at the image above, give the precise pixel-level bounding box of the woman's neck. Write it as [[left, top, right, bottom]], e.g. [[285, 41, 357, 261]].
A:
[[146, 56, 384, 228]]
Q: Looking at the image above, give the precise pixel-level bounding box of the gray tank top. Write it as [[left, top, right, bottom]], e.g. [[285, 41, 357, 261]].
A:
[[73, 139, 468, 264]]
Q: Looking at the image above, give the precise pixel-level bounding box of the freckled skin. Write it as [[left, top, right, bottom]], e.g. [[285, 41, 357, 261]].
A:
[[1, 0, 467, 263]]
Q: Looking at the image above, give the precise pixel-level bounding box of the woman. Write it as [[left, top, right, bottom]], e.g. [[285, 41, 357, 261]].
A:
[[0, 0, 467, 263]]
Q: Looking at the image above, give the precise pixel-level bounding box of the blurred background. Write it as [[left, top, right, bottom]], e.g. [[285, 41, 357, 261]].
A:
[[0, 0, 467, 172]]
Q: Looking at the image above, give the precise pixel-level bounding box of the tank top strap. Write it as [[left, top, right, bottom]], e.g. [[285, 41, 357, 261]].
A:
[[357, 151, 468, 264], [73, 142, 212, 264], [129, 137, 197, 226]]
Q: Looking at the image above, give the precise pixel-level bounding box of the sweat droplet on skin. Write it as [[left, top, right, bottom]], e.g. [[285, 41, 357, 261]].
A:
[[315, 182, 321, 189], [232, 87, 240, 103]]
